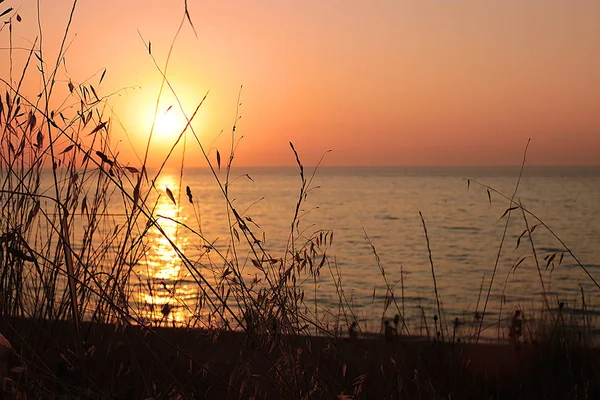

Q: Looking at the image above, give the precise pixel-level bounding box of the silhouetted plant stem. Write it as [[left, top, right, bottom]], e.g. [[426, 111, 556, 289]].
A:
[[519, 199, 553, 317], [35, 0, 82, 357], [364, 228, 411, 336], [475, 138, 530, 344], [419, 211, 443, 342]]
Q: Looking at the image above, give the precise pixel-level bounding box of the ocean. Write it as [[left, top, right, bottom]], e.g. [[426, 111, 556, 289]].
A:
[[113, 166, 598, 338], [34, 165, 600, 340]]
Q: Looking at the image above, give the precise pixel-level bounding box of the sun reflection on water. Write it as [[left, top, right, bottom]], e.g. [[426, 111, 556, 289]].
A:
[[138, 174, 197, 325]]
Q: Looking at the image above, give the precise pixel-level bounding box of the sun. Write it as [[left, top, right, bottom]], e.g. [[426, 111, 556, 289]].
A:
[[152, 106, 189, 142], [122, 86, 212, 159]]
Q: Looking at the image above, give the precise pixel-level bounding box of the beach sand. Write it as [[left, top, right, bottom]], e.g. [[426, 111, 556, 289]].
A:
[[1, 318, 598, 399]]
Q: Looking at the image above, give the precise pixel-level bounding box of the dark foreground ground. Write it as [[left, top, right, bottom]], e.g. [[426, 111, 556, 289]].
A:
[[1, 318, 599, 399]]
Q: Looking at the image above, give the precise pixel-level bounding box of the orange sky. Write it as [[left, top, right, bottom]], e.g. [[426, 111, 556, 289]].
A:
[[2, 0, 599, 167]]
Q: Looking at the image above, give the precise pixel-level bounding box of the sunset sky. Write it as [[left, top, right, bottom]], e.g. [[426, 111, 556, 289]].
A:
[[2, 0, 599, 167]]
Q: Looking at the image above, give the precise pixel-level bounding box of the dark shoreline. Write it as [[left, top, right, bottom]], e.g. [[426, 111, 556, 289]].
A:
[[2, 317, 599, 399]]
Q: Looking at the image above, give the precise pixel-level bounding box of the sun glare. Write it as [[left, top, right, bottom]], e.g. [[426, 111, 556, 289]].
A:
[[152, 106, 188, 142]]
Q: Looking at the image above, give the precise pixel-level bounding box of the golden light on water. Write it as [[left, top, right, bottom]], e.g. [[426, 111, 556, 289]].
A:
[[139, 174, 196, 325]]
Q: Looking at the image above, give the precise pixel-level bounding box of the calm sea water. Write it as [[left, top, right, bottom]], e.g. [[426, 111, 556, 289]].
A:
[[121, 166, 599, 337], [45, 166, 600, 339]]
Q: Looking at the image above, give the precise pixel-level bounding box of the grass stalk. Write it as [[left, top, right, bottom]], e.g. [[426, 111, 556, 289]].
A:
[[419, 211, 444, 342], [475, 139, 530, 343]]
